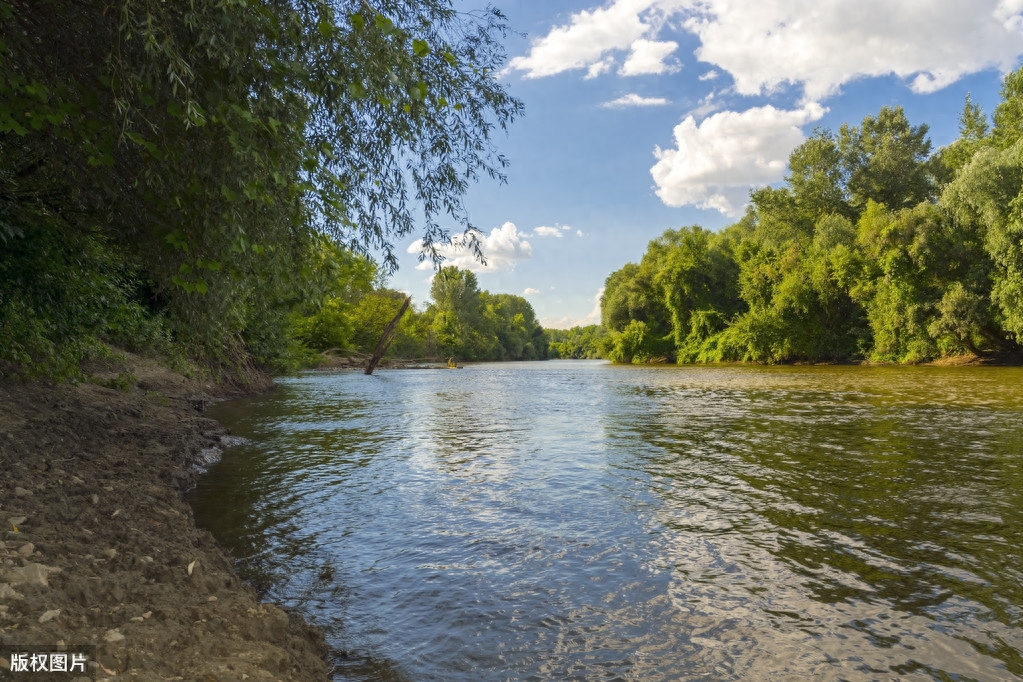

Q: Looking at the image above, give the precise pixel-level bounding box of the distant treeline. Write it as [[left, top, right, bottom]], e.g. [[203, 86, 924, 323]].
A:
[[598, 68, 1023, 364], [296, 256, 548, 362]]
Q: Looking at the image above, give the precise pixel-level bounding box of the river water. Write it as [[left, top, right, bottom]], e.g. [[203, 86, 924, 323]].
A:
[[192, 361, 1023, 680]]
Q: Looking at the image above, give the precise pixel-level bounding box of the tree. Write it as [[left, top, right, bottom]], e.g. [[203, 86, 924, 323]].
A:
[[0, 0, 522, 373], [787, 129, 852, 222], [839, 106, 934, 211]]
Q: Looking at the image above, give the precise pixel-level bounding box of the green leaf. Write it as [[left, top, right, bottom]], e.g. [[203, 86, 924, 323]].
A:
[[350, 13, 365, 31], [348, 81, 367, 99], [412, 39, 429, 58], [317, 20, 333, 38], [375, 14, 394, 33]]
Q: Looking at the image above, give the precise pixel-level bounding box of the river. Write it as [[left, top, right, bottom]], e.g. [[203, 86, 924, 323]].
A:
[[192, 361, 1023, 680]]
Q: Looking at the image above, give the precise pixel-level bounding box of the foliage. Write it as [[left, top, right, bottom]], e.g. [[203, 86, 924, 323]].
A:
[[547, 326, 606, 359], [599, 76, 1023, 365], [0, 0, 521, 376]]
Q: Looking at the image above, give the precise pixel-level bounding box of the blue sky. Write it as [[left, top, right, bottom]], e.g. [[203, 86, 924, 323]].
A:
[[389, 0, 1023, 329]]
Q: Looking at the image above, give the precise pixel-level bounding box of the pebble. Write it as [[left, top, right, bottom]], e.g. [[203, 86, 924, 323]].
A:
[[142, 610, 152, 619], [13, 487, 32, 497], [130, 615, 144, 622], [1, 563, 61, 587], [102, 549, 117, 560], [17, 543, 34, 558], [38, 608, 60, 623], [103, 628, 125, 644], [207, 596, 217, 602], [103, 486, 114, 492], [90, 494, 99, 505], [140, 556, 154, 564], [70, 476, 84, 485]]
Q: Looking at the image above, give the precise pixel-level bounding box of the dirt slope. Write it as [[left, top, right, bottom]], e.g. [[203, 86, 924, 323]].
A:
[[0, 352, 331, 680]]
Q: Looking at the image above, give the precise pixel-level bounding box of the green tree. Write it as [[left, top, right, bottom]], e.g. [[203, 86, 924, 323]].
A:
[[839, 106, 934, 211], [0, 0, 522, 374]]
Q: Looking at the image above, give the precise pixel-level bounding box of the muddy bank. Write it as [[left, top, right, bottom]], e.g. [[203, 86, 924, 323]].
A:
[[0, 352, 331, 680]]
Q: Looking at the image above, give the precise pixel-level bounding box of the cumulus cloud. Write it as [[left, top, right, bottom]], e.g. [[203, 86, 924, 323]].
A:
[[602, 93, 671, 108], [408, 222, 532, 273], [684, 0, 1023, 98], [506, 1, 654, 78], [524, 287, 542, 295], [619, 39, 681, 76], [508, 1, 1023, 100], [650, 102, 826, 216], [586, 57, 616, 79], [532, 225, 567, 238], [698, 69, 718, 81]]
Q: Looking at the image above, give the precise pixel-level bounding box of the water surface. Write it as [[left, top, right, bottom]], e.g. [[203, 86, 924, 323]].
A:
[[192, 362, 1023, 680]]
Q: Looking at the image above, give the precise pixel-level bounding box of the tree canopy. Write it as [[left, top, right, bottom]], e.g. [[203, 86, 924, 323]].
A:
[[600, 76, 1023, 365], [0, 0, 521, 376]]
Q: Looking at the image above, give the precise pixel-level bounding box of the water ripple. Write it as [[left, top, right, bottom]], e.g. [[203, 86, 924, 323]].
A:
[[192, 362, 1023, 680]]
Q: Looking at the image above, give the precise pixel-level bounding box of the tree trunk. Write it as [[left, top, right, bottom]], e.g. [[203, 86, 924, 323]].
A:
[[365, 296, 412, 375]]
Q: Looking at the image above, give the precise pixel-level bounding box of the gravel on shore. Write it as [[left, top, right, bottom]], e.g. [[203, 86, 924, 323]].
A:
[[0, 351, 331, 680]]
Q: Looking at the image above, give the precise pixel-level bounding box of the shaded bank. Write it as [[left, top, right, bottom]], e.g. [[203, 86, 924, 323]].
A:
[[0, 352, 330, 679]]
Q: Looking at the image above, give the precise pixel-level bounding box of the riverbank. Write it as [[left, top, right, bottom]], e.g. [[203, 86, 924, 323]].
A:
[[0, 351, 331, 679]]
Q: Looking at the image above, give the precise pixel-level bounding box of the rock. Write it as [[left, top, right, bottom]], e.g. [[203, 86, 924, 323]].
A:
[[17, 542, 34, 558], [140, 556, 154, 564], [142, 610, 152, 619], [13, 487, 32, 497], [103, 628, 125, 644], [1, 562, 61, 587], [130, 616, 144, 622], [70, 476, 84, 485], [39, 608, 60, 623], [8, 516, 27, 527], [207, 595, 217, 602], [90, 494, 99, 505], [102, 549, 117, 560], [0, 583, 24, 600]]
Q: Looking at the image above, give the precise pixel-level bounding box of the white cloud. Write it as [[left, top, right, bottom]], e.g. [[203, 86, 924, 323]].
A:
[[620, 39, 681, 76], [408, 222, 532, 273], [602, 93, 671, 108], [576, 229, 584, 237], [650, 102, 826, 216], [533, 226, 566, 238], [698, 69, 718, 81], [524, 287, 542, 295], [686, 91, 722, 119], [586, 57, 616, 79], [540, 288, 605, 329], [507, 1, 655, 78], [509, 1, 1023, 100], [689, 0, 1023, 99]]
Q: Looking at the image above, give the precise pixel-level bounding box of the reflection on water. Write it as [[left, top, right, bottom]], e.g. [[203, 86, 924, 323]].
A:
[[192, 362, 1023, 680]]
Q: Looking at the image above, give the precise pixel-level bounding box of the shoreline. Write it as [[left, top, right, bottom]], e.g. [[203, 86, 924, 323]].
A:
[[0, 352, 331, 679]]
